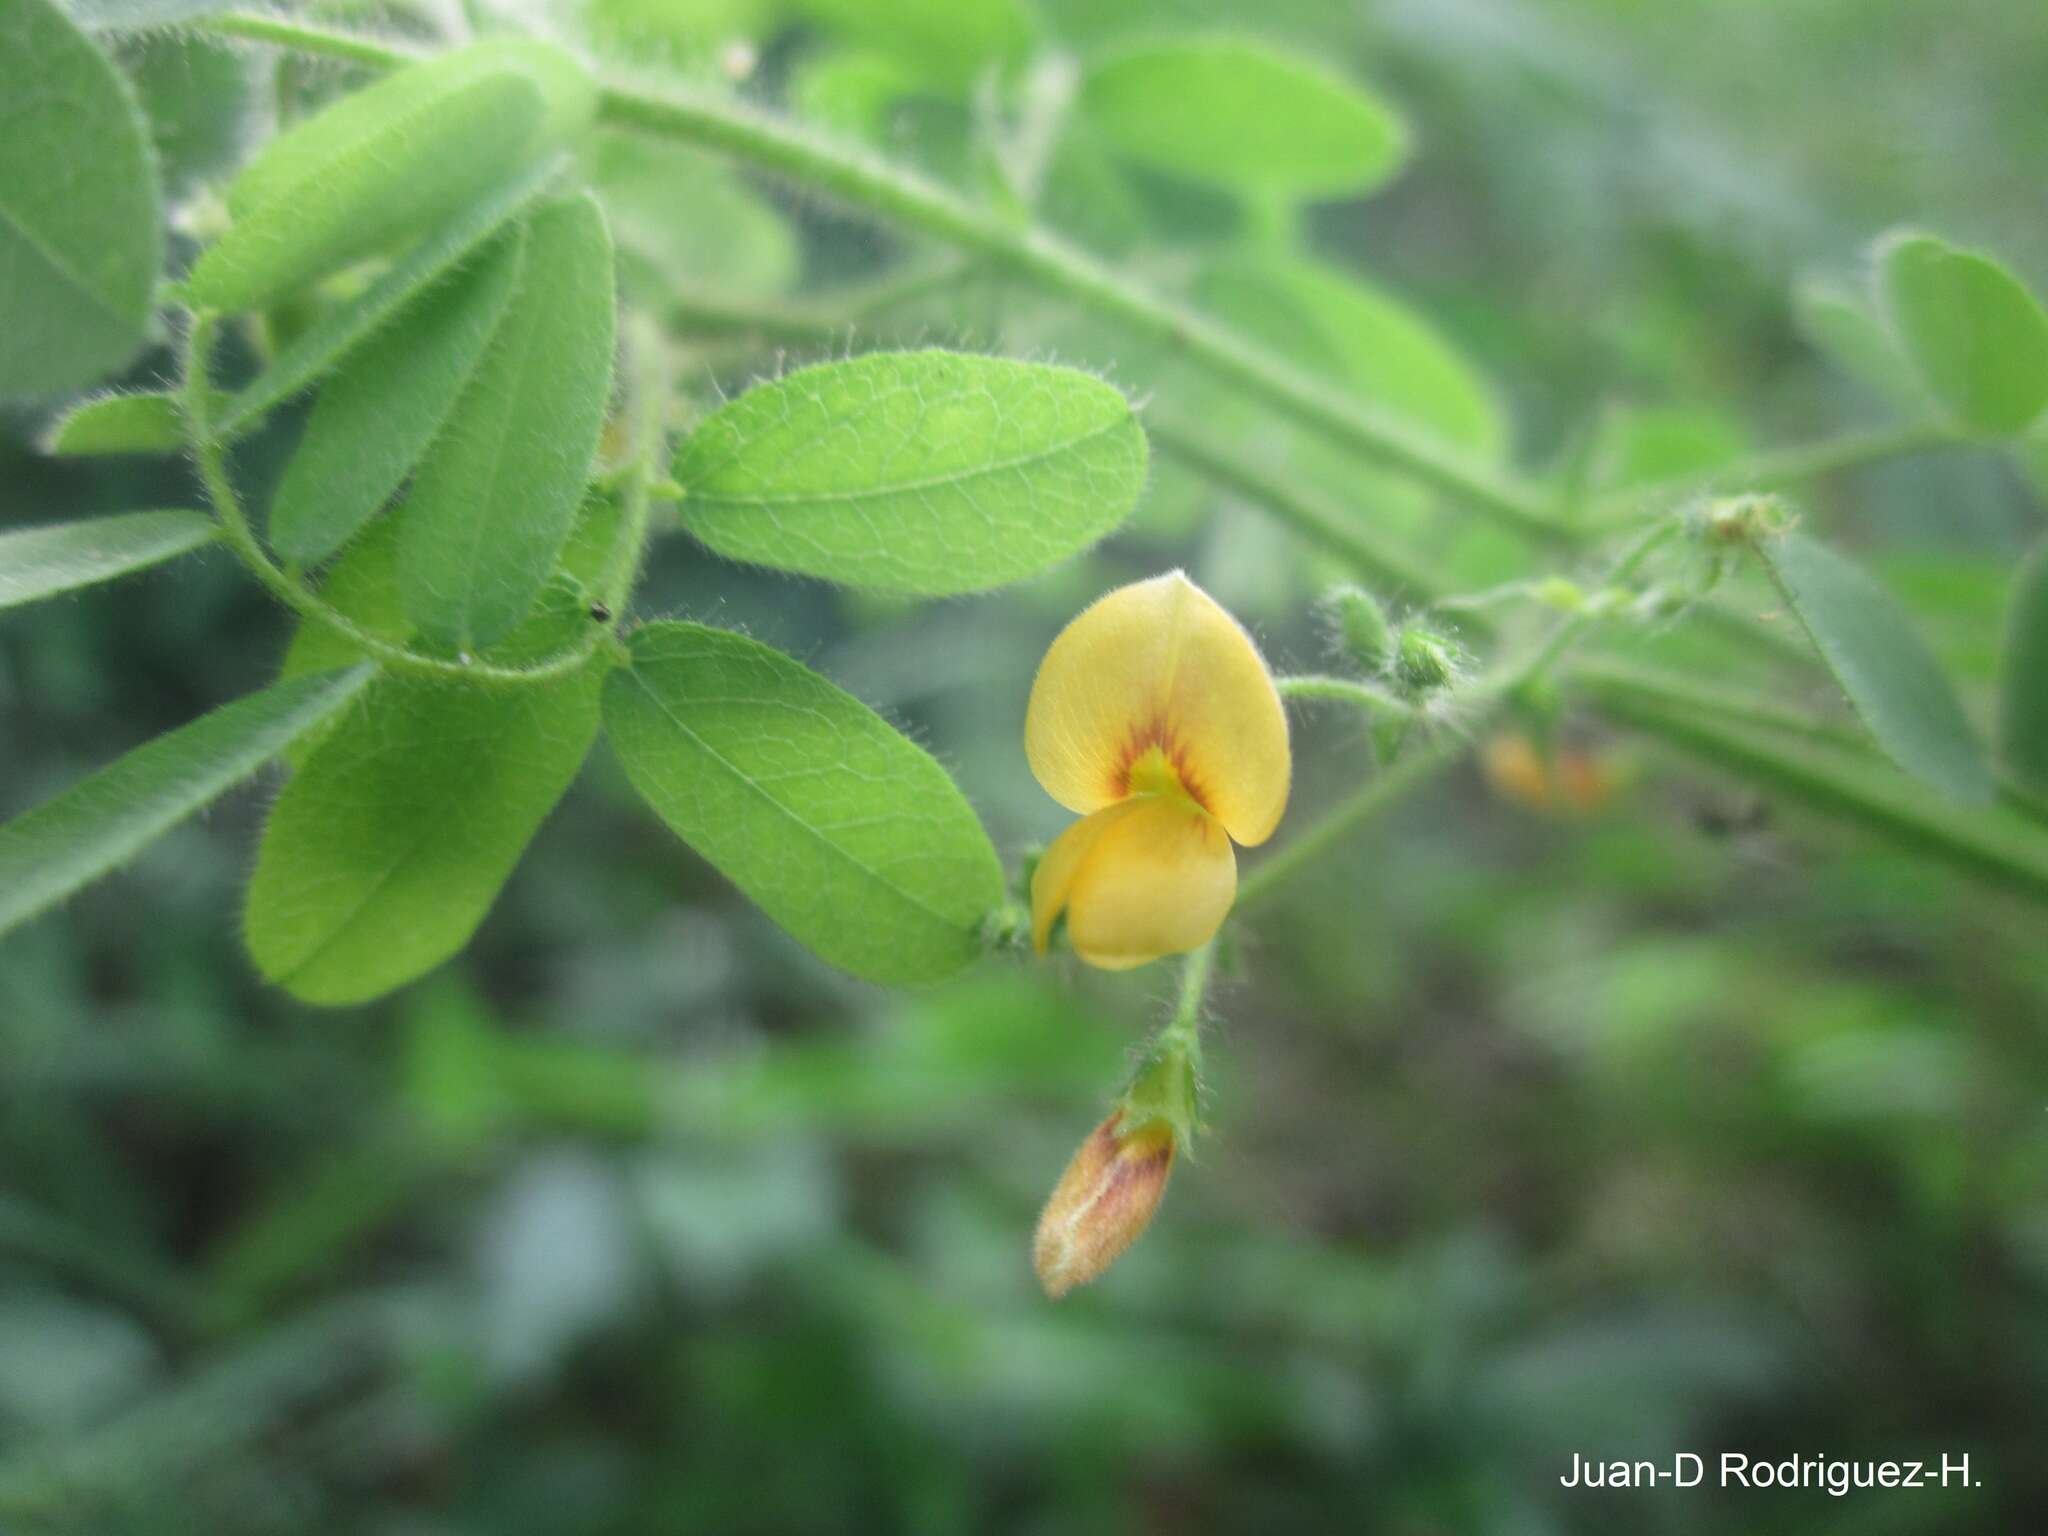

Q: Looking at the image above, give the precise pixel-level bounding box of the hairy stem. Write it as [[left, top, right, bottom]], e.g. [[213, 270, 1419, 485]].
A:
[[1276, 674, 1412, 717]]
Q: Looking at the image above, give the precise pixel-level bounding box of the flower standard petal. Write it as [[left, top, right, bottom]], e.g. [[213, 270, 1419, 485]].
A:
[[1025, 571, 1291, 845], [1059, 797, 1237, 970]]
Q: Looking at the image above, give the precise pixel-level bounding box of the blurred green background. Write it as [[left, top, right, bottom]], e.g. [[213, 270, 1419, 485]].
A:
[[5, 0, 2048, 1531]]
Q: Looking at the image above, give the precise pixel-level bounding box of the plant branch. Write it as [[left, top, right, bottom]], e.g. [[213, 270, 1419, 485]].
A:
[[1276, 674, 1412, 717], [193, 11, 1565, 544], [1586, 419, 1963, 530], [1590, 679, 2048, 904]]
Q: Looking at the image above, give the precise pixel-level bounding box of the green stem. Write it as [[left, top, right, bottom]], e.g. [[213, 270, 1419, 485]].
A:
[[1276, 674, 1412, 717], [179, 312, 610, 689], [1571, 659, 1864, 749], [597, 313, 669, 612], [1586, 419, 1962, 530], [1236, 733, 1468, 910], [1160, 940, 1215, 1061], [193, 11, 1565, 543], [1592, 684, 2048, 905], [1493, 516, 1682, 695], [1147, 421, 1448, 600]]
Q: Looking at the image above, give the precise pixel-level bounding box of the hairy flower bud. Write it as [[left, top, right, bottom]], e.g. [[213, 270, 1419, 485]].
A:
[[1326, 584, 1393, 673], [1033, 1111, 1176, 1299], [1395, 626, 1458, 694]]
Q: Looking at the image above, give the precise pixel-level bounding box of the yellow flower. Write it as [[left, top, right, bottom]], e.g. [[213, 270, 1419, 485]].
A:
[[1026, 572, 1290, 969], [1033, 1110, 1176, 1298]]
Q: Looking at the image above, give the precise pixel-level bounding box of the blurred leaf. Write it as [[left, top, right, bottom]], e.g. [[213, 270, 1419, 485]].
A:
[[399, 194, 616, 652], [1195, 254, 1504, 456], [790, 46, 924, 137], [1878, 230, 2048, 436], [188, 59, 550, 312], [1079, 39, 1407, 199], [1592, 404, 1746, 490], [2002, 539, 2048, 796], [0, 665, 373, 938], [0, 1292, 158, 1431], [118, 32, 250, 195], [42, 390, 183, 455], [603, 622, 1004, 984], [269, 226, 525, 564], [1755, 531, 1993, 802], [795, 0, 1032, 93], [674, 351, 1145, 593], [0, 0, 163, 398], [587, 131, 797, 305], [244, 664, 603, 1005], [1794, 276, 1921, 408], [215, 158, 561, 438], [0, 509, 214, 610]]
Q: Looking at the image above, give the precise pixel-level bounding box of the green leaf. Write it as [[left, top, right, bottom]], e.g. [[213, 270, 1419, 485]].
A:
[[1194, 255, 1503, 458], [2001, 540, 2048, 797], [187, 64, 546, 313], [1755, 530, 1994, 803], [0, 666, 372, 938], [1079, 39, 1407, 198], [244, 667, 603, 1006], [43, 391, 183, 455], [674, 350, 1145, 593], [0, 0, 164, 398], [269, 228, 524, 564], [0, 510, 216, 610], [399, 194, 616, 652], [1878, 231, 2048, 436], [603, 622, 1003, 984], [214, 158, 560, 439]]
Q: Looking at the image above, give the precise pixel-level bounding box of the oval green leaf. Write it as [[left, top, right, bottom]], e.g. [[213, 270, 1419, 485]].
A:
[[2001, 539, 2048, 798], [398, 194, 616, 652], [269, 228, 525, 564], [675, 350, 1146, 593], [1195, 255, 1504, 458], [1793, 277, 1921, 409], [1878, 231, 2048, 436], [0, 0, 164, 398], [244, 667, 602, 1006], [43, 390, 183, 455], [1079, 39, 1407, 198], [187, 66, 545, 313], [603, 622, 1003, 984], [0, 510, 216, 610], [0, 665, 372, 938], [1756, 530, 1995, 803], [214, 159, 560, 439]]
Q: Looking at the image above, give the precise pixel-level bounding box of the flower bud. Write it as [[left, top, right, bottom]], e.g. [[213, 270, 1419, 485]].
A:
[[1033, 1111, 1176, 1299], [1326, 585, 1393, 673], [1395, 626, 1459, 694]]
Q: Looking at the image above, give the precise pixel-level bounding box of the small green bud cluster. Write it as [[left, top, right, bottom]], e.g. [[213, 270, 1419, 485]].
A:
[[1322, 585, 1468, 703]]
